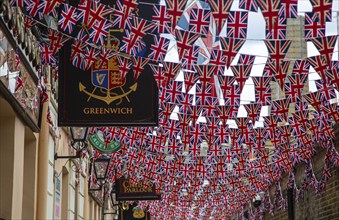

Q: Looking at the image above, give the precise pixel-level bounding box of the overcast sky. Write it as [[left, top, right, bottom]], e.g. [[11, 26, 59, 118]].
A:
[[165, 0, 339, 123]]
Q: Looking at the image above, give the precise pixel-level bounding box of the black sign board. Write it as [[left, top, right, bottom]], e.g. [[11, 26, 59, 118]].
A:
[[58, 40, 158, 127], [119, 202, 151, 220], [116, 178, 161, 201]]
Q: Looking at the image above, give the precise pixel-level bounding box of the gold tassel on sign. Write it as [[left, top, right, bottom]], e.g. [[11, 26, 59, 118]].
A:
[[121, 201, 129, 211]]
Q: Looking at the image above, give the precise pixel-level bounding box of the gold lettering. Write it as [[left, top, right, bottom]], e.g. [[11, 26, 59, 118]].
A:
[[122, 180, 129, 192], [82, 108, 134, 115]]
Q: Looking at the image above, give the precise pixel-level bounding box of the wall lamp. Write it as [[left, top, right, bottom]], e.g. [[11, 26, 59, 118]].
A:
[[54, 127, 89, 160], [88, 155, 111, 191]]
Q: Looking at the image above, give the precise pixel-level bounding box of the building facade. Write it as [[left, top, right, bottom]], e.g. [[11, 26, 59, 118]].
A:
[[0, 3, 104, 219]]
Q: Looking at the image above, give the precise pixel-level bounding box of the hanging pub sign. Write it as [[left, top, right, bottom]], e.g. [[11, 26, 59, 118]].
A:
[[58, 14, 159, 126], [119, 202, 151, 220], [116, 178, 161, 201]]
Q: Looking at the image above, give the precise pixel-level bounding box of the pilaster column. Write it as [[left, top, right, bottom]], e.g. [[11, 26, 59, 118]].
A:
[[36, 84, 51, 219], [0, 103, 25, 219]]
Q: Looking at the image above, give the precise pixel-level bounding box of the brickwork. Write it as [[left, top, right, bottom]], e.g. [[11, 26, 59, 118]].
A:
[[262, 17, 339, 220], [270, 17, 307, 115], [263, 141, 339, 220]]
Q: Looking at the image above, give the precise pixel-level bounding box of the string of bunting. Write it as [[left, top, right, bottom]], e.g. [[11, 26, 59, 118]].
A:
[[11, 0, 339, 219]]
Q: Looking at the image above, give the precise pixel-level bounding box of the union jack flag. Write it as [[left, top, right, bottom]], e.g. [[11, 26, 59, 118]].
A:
[[183, 70, 200, 93], [89, 19, 112, 45], [239, 0, 258, 12], [182, 45, 200, 69], [252, 76, 272, 105], [178, 92, 194, 112], [226, 11, 248, 39], [23, 15, 36, 28], [43, 0, 64, 17], [208, 49, 227, 68], [165, 0, 187, 33], [218, 75, 236, 98], [317, 85, 337, 102], [25, 0, 45, 19], [284, 82, 298, 103], [76, 26, 91, 44], [309, 0, 332, 24], [189, 123, 206, 156], [48, 29, 69, 55], [269, 61, 293, 90], [271, 97, 291, 122], [189, 8, 211, 35], [111, 0, 128, 29], [177, 113, 191, 132], [256, 0, 280, 30], [266, 17, 287, 40], [214, 125, 229, 148], [264, 39, 291, 67], [234, 117, 251, 135], [325, 68, 339, 90], [40, 44, 56, 65], [14, 72, 24, 92], [202, 96, 219, 116], [231, 64, 253, 94], [292, 59, 310, 75], [162, 61, 182, 87], [204, 116, 220, 143], [224, 84, 241, 107], [237, 54, 255, 65], [70, 40, 87, 69], [188, 105, 202, 125], [310, 35, 337, 65], [278, 124, 293, 144], [160, 102, 176, 124], [166, 137, 182, 155], [148, 36, 170, 62], [128, 15, 157, 38], [175, 29, 200, 61], [207, 0, 232, 34], [196, 83, 214, 106], [77, 1, 111, 29], [244, 103, 262, 123], [216, 105, 237, 125], [331, 61, 339, 69], [304, 12, 325, 39], [303, 90, 326, 113], [132, 56, 149, 81], [194, 64, 216, 89], [150, 63, 166, 88], [165, 81, 183, 104], [253, 128, 268, 150], [10, 0, 29, 7], [219, 37, 245, 68], [321, 103, 339, 123], [46, 106, 54, 126], [307, 55, 329, 85], [95, 48, 116, 69], [121, 19, 154, 55], [279, 0, 297, 19], [83, 46, 100, 70], [152, 5, 171, 34], [117, 55, 132, 79], [286, 73, 308, 102]]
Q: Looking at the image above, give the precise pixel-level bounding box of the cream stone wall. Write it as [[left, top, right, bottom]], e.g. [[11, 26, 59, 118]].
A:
[[1, 83, 102, 220]]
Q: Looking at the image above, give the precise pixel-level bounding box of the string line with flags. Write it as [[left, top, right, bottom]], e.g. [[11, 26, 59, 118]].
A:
[[11, 0, 339, 219]]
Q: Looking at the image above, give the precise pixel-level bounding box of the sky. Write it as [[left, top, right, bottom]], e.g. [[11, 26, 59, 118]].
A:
[[163, 0, 339, 125]]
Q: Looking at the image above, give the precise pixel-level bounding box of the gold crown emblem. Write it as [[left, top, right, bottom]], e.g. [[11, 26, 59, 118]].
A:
[[105, 35, 120, 51]]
